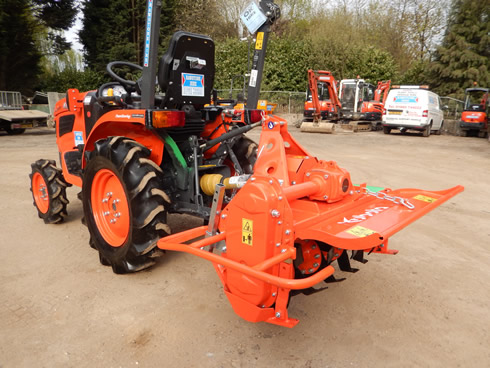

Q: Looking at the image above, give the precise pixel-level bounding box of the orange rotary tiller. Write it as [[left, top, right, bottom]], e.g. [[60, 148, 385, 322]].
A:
[[158, 115, 463, 327]]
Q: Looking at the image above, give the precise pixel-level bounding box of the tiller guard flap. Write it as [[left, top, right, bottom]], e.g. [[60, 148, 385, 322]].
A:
[[157, 115, 463, 328], [293, 185, 464, 252]]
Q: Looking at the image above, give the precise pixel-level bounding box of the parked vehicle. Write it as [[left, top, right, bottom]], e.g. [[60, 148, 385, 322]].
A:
[[338, 78, 390, 131], [459, 87, 488, 137], [0, 91, 48, 135], [382, 85, 444, 137], [301, 70, 341, 133], [303, 70, 341, 121]]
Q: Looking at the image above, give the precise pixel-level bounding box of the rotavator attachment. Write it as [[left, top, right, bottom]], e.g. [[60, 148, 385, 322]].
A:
[[158, 114, 463, 327]]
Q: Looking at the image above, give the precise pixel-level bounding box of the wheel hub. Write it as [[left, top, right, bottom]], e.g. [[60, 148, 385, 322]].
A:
[[91, 170, 130, 247], [32, 172, 49, 214]]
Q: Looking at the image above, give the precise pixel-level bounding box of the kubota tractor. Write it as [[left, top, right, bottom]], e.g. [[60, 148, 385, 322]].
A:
[[459, 87, 489, 138], [29, 0, 463, 327]]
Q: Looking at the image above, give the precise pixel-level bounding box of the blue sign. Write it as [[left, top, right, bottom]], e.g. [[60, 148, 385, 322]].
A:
[[394, 96, 418, 103], [74, 131, 84, 146], [181, 73, 205, 97], [267, 121, 275, 129], [143, 0, 153, 67]]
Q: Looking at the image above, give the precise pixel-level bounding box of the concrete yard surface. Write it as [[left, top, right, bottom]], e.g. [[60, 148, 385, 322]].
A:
[[1, 122, 489, 367]]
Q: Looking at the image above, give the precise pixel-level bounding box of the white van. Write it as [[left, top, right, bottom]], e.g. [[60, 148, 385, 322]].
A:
[[382, 86, 444, 137]]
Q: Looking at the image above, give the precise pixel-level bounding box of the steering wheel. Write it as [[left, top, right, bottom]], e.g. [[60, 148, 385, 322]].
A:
[[106, 61, 143, 92]]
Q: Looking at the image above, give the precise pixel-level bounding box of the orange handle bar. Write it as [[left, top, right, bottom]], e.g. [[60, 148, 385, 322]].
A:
[[157, 227, 334, 290]]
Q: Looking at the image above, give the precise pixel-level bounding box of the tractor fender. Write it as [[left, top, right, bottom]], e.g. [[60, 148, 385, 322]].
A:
[[83, 110, 165, 168]]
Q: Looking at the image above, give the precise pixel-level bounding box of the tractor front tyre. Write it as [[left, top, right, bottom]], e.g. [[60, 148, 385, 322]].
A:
[[383, 126, 391, 134], [82, 137, 171, 274], [29, 159, 69, 224]]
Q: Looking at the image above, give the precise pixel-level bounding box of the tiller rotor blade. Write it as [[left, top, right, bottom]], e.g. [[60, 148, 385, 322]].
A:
[[158, 115, 463, 327]]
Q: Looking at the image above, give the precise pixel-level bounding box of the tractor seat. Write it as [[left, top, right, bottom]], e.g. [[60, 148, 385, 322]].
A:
[[158, 31, 215, 110]]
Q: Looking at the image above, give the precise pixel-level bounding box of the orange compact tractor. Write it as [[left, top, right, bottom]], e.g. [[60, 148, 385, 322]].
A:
[[30, 0, 463, 327], [459, 86, 489, 138]]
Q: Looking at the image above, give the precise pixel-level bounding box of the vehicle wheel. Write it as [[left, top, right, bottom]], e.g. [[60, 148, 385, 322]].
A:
[[233, 137, 258, 174], [383, 126, 391, 134], [6, 127, 26, 135], [29, 159, 69, 224], [435, 122, 443, 135], [82, 137, 171, 274], [423, 124, 431, 137]]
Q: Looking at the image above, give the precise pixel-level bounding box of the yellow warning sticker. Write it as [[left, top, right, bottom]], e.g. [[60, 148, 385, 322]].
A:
[[242, 218, 253, 246], [413, 194, 437, 203], [255, 32, 264, 50], [346, 226, 376, 238]]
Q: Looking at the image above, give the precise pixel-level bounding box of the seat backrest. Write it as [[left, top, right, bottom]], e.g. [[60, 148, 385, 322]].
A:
[[158, 31, 215, 109]]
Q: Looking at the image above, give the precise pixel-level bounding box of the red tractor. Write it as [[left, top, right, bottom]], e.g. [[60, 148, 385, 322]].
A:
[[459, 87, 489, 138], [29, 0, 463, 327]]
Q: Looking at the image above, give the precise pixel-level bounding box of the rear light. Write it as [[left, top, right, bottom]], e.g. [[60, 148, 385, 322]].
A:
[[151, 110, 185, 128], [245, 109, 264, 124], [382, 109, 386, 115], [422, 110, 428, 117]]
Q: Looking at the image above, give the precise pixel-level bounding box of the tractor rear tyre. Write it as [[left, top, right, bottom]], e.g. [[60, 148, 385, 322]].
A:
[[82, 137, 171, 274], [29, 159, 69, 224], [234, 137, 258, 174]]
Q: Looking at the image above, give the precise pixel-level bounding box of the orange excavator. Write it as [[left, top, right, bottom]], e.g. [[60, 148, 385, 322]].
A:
[[339, 78, 391, 131], [303, 70, 341, 122], [367, 80, 391, 120], [459, 86, 489, 138]]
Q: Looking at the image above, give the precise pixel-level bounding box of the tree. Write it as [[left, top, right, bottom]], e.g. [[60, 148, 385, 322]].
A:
[[0, 0, 77, 93], [31, 0, 78, 54], [79, 0, 235, 74], [428, 0, 490, 97], [0, 0, 41, 93]]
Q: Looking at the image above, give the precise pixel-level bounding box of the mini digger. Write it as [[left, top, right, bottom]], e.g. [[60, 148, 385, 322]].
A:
[[30, 0, 463, 327]]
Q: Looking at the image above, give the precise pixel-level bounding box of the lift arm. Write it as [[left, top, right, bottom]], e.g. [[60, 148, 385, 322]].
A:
[[246, 1, 281, 109], [374, 80, 391, 105]]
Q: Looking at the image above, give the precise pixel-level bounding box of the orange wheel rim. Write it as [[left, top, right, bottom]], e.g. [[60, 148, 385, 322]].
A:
[[91, 169, 130, 247], [32, 172, 49, 214]]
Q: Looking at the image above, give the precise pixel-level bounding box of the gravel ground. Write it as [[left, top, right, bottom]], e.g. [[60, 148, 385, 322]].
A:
[[1, 120, 489, 367]]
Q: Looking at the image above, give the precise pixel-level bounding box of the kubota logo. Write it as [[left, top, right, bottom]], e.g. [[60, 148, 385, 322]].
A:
[[338, 206, 389, 224]]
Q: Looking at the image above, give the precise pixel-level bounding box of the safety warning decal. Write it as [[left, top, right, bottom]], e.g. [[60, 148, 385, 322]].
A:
[[242, 218, 253, 246], [255, 32, 264, 50], [182, 73, 205, 97], [346, 225, 376, 238], [413, 194, 437, 203], [74, 131, 84, 147]]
